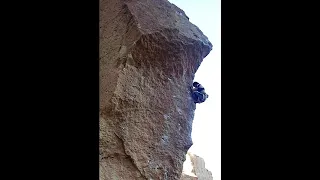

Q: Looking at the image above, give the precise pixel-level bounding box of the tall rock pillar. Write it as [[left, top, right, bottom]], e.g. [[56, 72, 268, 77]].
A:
[[100, 0, 212, 179]]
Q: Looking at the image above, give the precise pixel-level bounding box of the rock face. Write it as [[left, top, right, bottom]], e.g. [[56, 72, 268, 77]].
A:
[[180, 153, 213, 180], [100, 0, 212, 179]]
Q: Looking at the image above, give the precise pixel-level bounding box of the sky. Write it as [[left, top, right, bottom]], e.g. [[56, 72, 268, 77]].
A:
[[168, 0, 221, 180]]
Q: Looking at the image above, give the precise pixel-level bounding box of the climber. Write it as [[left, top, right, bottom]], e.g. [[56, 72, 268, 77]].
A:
[[191, 82, 209, 103]]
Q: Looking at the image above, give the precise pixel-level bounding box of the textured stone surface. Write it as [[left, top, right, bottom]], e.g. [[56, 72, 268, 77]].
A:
[[100, 0, 212, 179], [180, 153, 213, 180]]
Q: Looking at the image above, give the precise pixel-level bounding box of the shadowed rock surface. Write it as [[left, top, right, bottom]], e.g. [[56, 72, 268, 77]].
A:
[[100, 0, 212, 179]]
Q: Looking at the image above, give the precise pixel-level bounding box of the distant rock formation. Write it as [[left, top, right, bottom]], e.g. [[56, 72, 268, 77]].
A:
[[180, 152, 213, 180], [100, 0, 212, 179]]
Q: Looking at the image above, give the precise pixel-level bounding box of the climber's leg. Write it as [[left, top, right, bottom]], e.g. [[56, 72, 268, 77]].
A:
[[192, 91, 201, 103]]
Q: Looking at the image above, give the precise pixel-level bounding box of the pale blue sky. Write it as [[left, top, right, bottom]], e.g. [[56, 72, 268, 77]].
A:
[[168, 1, 221, 180]]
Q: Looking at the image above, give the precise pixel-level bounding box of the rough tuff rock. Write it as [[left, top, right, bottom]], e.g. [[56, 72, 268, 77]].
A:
[[180, 153, 213, 180], [100, 0, 212, 179]]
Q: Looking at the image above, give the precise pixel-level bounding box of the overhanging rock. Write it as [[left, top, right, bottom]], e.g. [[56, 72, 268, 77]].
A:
[[100, 0, 212, 179]]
